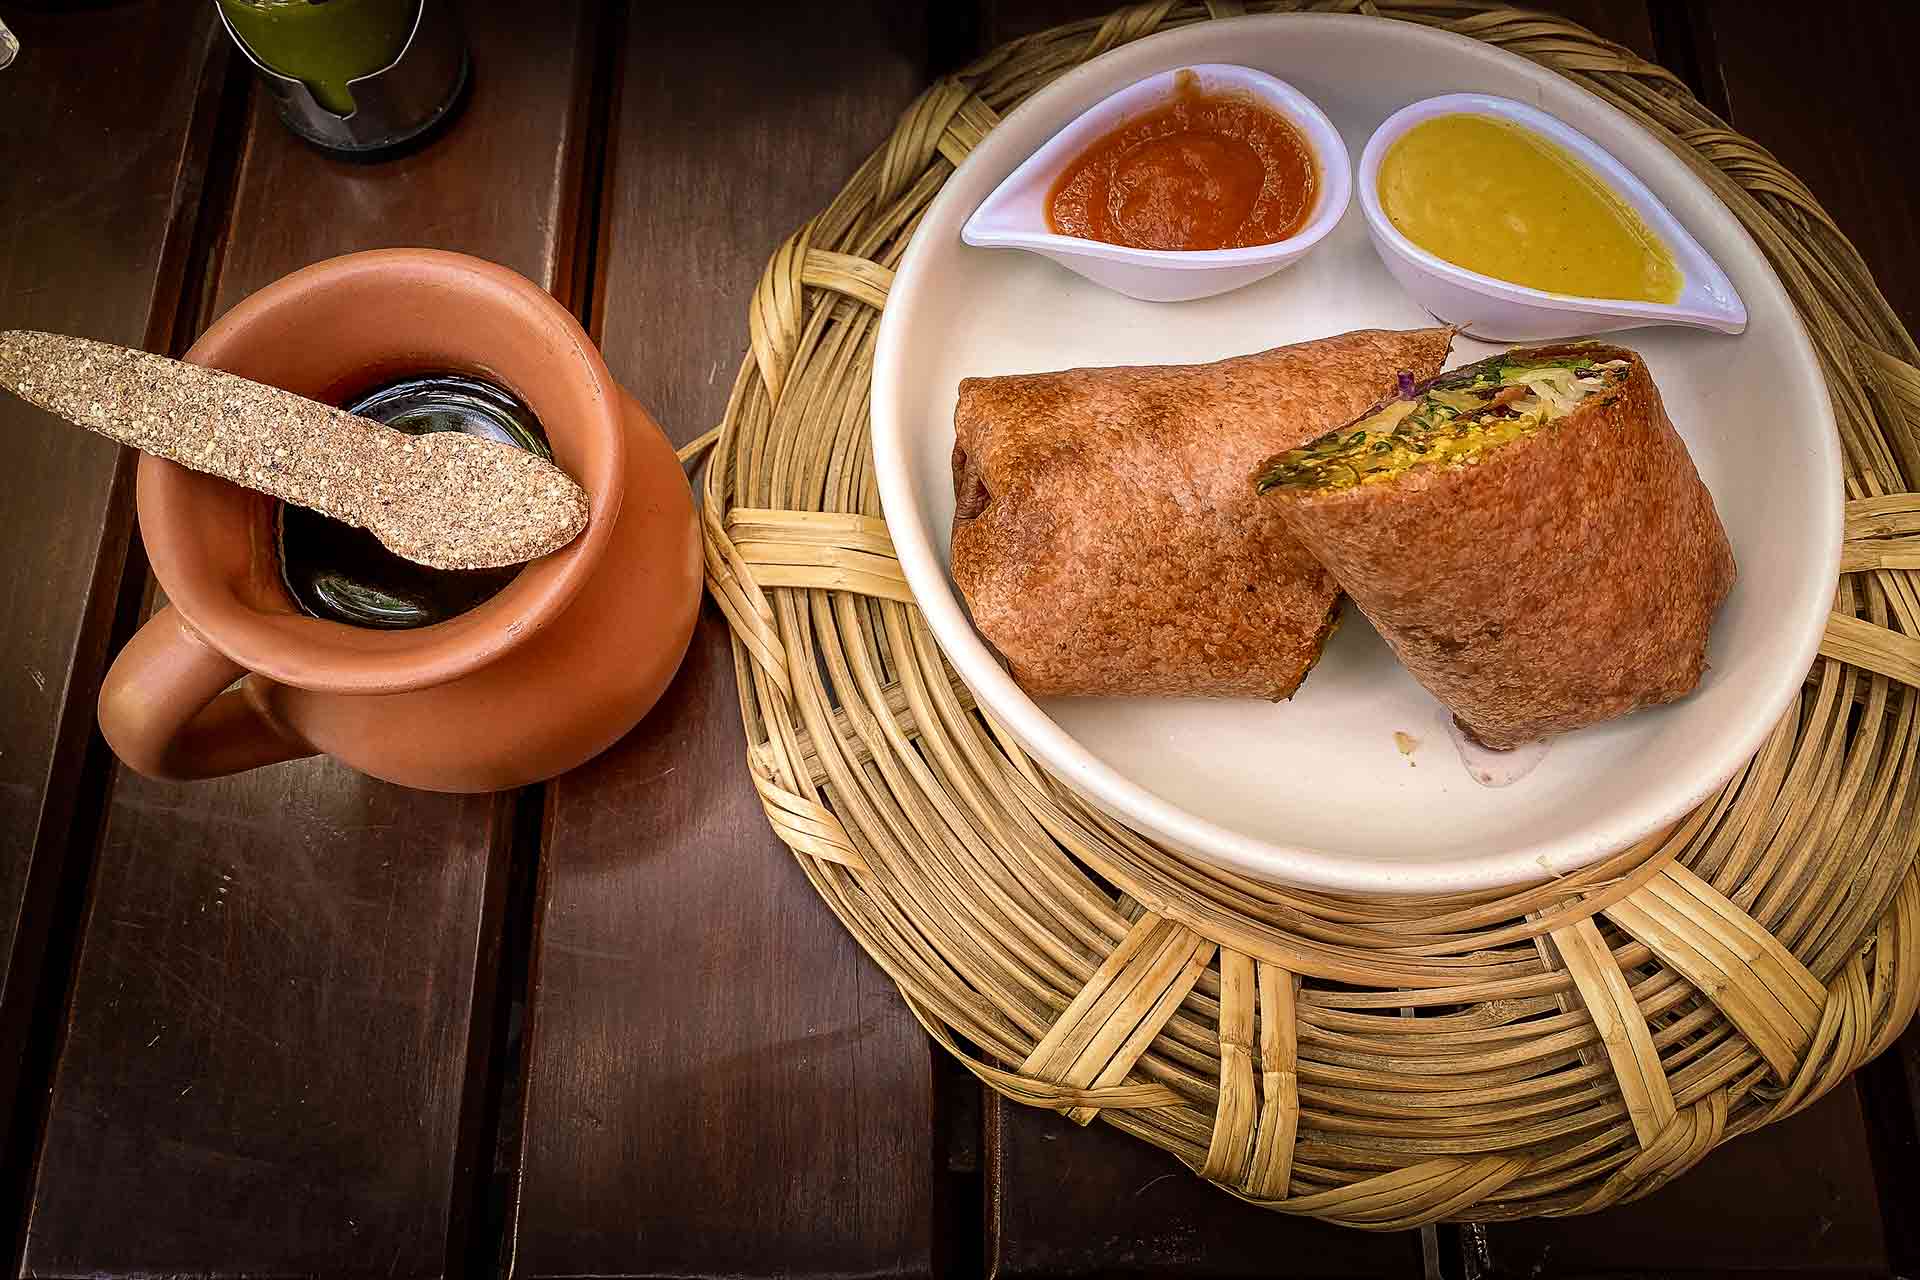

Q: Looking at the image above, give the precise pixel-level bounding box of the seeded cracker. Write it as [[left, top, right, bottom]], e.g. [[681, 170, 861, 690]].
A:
[[0, 329, 590, 570]]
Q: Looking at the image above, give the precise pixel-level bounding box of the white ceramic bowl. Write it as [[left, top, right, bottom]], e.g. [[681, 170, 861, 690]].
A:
[[1358, 94, 1747, 341], [873, 13, 1840, 894], [961, 63, 1351, 303]]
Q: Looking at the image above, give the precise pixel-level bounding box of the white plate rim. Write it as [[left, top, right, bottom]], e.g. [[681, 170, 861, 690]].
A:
[[870, 11, 1843, 894]]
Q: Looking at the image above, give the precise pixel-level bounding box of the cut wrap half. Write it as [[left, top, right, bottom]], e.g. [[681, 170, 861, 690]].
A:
[[1253, 341, 1736, 748], [951, 327, 1455, 699]]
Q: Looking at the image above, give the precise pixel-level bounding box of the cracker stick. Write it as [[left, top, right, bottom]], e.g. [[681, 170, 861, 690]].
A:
[[0, 329, 589, 570]]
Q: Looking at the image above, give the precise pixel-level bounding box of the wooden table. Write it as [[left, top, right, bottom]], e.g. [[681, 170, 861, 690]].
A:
[[2, 2, 1916, 1276]]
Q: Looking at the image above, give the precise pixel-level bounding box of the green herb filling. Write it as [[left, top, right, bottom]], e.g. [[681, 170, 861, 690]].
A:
[[1254, 354, 1631, 495]]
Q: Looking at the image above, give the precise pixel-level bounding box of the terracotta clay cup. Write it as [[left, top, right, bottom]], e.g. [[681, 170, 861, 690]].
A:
[[97, 249, 702, 793]]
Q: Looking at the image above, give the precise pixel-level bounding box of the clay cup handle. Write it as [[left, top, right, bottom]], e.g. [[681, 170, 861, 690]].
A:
[[97, 605, 317, 781]]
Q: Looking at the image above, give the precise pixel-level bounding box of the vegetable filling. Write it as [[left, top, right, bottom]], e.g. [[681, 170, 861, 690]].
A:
[[1254, 353, 1631, 494]]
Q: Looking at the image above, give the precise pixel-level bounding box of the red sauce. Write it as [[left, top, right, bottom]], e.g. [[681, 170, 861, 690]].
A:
[[1046, 73, 1318, 252]]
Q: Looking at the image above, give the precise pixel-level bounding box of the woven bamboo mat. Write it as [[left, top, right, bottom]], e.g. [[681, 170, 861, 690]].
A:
[[684, 1, 1920, 1227]]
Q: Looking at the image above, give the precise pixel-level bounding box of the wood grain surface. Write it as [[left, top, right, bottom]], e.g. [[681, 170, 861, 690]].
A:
[[0, 4, 225, 1194], [1697, 1, 1920, 335], [505, 5, 940, 1277], [990, 1105, 1425, 1278], [0, 1, 1916, 1276], [1462, 1088, 1890, 1278], [1690, 8, 1920, 1275], [18, 4, 594, 1276]]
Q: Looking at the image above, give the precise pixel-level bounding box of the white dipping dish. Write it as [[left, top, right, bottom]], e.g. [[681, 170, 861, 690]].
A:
[[872, 13, 1841, 894], [961, 63, 1351, 303], [1359, 94, 1747, 341]]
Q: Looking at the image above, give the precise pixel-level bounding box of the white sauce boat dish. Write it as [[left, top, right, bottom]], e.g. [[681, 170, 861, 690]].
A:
[[961, 63, 1352, 303], [1359, 93, 1746, 341]]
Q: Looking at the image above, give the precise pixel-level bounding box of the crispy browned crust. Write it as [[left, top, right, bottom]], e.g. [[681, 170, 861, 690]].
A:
[[949, 328, 1454, 698], [1265, 342, 1736, 748]]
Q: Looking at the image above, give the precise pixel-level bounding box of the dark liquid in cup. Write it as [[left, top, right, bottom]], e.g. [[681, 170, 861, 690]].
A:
[[277, 372, 552, 629]]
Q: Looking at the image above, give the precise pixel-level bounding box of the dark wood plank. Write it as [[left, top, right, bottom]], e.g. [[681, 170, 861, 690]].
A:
[[20, 4, 595, 1276], [1548, 0, 1656, 59], [1857, 1024, 1920, 1275], [1701, 0, 1920, 336], [506, 4, 939, 1277], [1696, 8, 1920, 1273], [1463, 1088, 1889, 1278], [979, 0, 1123, 42], [23, 784, 513, 1279], [991, 1106, 1423, 1279], [981, 0, 1655, 58], [0, 1, 223, 1172], [1893, 1028, 1920, 1247]]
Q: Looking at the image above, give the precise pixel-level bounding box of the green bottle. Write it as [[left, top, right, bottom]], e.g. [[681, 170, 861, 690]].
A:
[[216, 0, 416, 117], [216, 0, 467, 156]]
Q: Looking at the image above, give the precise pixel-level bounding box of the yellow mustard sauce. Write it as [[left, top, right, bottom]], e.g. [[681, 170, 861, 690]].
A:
[[1378, 114, 1682, 304]]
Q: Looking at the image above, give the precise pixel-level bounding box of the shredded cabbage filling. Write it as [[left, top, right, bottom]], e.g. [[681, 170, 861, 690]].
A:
[[1255, 354, 1631, 494]]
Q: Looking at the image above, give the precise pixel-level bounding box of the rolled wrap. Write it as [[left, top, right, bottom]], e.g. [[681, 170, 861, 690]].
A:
[[1254, 342, 1736, 748], [950, 327, 1454, 698]]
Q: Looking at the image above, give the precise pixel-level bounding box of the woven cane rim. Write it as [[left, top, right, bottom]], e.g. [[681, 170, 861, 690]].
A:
[[691, 1, 1920, 1227]]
